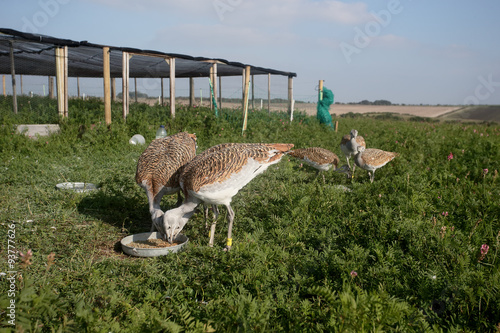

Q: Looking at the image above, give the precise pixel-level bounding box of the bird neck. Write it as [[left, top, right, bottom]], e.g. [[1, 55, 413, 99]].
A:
[[349, 136, 358, 148], [179, 197, 199, 219], [354, 151, 364, 167]]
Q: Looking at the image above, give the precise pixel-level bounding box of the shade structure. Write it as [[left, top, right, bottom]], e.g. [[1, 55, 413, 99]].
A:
[[0, 28, 296, 120]]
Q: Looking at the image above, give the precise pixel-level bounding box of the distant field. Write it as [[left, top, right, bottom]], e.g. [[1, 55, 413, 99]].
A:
[[296, 104, 462, 118], [124, 98, 499, 122], [438, 105, 500, 122]]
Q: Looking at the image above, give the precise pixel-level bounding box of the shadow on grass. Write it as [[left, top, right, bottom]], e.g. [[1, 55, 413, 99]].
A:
[[77, 189, 151, 234]]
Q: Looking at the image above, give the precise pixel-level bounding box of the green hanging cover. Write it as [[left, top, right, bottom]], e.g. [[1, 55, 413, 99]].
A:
[[209, 78, 219, 117], [317, 87, 334, 129]]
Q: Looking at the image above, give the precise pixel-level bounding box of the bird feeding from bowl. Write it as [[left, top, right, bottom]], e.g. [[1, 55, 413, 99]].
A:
[[159, 143, 294, 250]]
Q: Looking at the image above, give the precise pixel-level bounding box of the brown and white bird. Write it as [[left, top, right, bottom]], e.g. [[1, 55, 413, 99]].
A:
[[354, 146, 398, 183], [161, 143, 294, 250], [340, 129, 366, 174], [188, 142, 244, 230], [288, 147, 348, 182], [135, 132, 197, 232]]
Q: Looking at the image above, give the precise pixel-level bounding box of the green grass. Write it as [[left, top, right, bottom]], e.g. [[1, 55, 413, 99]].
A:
[[1, 96, 499, 332]]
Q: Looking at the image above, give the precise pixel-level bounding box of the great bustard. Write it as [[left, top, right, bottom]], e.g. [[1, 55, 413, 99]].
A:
[[288, 147, 349, 182], [161, 143, 294, 250], [354, 146, 398, 183], [187, 142, 245, 229], [340, 129, 366, 175], [135, 132, 197, 232]]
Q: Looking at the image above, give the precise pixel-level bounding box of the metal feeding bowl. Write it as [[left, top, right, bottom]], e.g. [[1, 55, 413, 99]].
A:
[[55, 182, 99, 193], [120, 232, 188, 257]]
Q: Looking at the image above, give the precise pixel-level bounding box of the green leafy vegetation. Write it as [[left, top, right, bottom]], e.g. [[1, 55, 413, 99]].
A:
[[1, 96, 499, 332]]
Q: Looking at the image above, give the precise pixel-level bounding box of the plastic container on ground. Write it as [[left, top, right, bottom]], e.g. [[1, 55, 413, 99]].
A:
[[55, 182, 99, 193], [121, 232, 188, 257], [129, 134, 145, 145], [155, 125, 167, 139]]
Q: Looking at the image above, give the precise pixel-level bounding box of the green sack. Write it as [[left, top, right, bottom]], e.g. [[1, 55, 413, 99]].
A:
[[317, 87, 334, 129]]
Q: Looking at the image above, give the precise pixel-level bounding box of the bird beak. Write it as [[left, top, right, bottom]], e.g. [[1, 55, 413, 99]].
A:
[[166, 223, 178, 244]]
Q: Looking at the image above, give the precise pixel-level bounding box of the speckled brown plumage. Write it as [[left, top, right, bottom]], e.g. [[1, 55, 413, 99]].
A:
[[135, 131, 197, 230], [354, 146, 398, 183], [181, 143, 293, 194], [288, 147, 339, 171]]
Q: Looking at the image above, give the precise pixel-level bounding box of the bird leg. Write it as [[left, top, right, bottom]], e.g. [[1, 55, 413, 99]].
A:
[[151, 209, 164, 236], [223, 204, 235, 251], [203, 204, 209, 229], [208, 205, 219, 247], [150, 194, 164, 232], [345, 158, 355, 179], [370, 170, 375, 183]]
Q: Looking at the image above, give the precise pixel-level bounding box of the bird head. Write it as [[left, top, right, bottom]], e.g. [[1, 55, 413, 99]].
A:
[[350, 129, 358, 139], [356, 145, 365, 154], [162, 209, 188, 243]]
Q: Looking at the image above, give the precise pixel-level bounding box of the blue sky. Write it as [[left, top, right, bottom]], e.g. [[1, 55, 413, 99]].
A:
[[2, 0, 500, 105]]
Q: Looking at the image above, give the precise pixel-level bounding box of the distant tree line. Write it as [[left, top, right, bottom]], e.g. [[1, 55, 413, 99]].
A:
[[356, 99, 392, 105]]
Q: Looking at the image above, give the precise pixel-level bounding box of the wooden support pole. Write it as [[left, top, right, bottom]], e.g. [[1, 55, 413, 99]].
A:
[[169, 57, 176, 118], [55, 47, 68, 118], [288, 76, 293, 115], [111, 78, 116, 102], [103, 46, 111, 125], [76, 77, 80, 98], [64, 46, 68, 116], [20, 75, 23, 95], [48, 77, 54, 98], [122, 51, 130, 120], [213, 63, 217, 109], [319, 79, 324, 101], [267, 73, 271, 114], [242, 65, 251, 133], [189, 77, 194, 107], [2, 75, 6, 96], [9, 41, 18, 114], [251, 74, 254, 110], [161, 78, 164, 106], [241, 68, 246, 110], [134, 78, 137, 103], [219, 76, 222, 109], [209, 65, 213, 110]]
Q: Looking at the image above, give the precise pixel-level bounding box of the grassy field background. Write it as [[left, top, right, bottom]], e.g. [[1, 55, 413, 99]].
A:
[[0, 96, 499, 332]]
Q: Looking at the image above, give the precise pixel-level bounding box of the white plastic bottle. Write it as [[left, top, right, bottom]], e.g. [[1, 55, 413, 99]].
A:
[[155, 125, 167, 139]]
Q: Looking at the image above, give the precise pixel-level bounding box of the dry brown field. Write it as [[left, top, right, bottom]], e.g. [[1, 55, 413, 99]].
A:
[[167, 99, 462, 118], [141, 97, 498, 122]]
